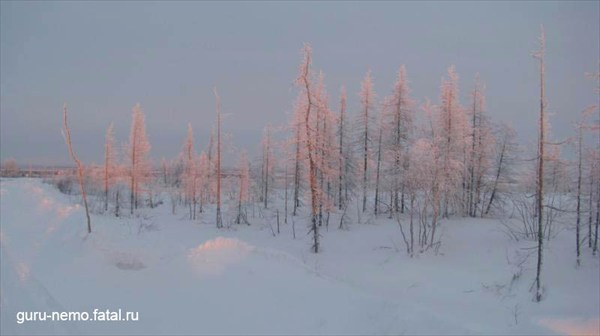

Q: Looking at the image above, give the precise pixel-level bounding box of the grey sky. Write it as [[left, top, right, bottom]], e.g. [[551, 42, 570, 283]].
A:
[[1, 1, 598, 166]]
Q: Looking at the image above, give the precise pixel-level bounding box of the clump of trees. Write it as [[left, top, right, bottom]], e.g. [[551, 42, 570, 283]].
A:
[[53, 31, 599, 303]]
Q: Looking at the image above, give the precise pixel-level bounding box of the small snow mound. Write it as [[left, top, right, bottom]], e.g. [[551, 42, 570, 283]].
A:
[[187, 237, 254, 276]]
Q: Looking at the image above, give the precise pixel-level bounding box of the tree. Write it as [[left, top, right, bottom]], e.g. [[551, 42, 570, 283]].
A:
[[181, 123, 198, 220], [466, 75, 495, 217], [373, 111, 384, 216], [197, 151, 209, 213], [290, 92, 307, 216], [358, 70, 376, 213], [295, 43, 320, 253], [127, 103, 152, 215], [532, 26, 546, 302], [484, 123, 517, 215], [236, 151, 251, 225], [381, 65, 414, 215], [62, 104, 91, 233], [214, 88, 223, 229], [261, 124, 274, 209], [337, 86, 348, 209], [103, 123, 117, 213], [437, 66, 470, 217], [2, 158, 19, 177]]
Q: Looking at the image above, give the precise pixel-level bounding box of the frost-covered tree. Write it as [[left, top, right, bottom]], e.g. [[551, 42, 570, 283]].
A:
[[436, 66, 470, 217], [260, 124, 275, 209], [2, 158, 19, 177], [358, 70, 376, 213], [313, 71, 339, 227], [62, 104, 91, 233], [484, 123, 518, 215], [532, 26, 546, 302], [381, 65, 414, 215], [103, 123, 118, 213], [466, 75, 495, 217], [181, 123, 198, 220], [295, 43, 321, 252], [127, 103, 152, 215], [214, 88, 223, 229], [337, 86, 348, 209], [290, 92, 307, 216], [236, 151, 251, 225], [197, 151, 209, 213]]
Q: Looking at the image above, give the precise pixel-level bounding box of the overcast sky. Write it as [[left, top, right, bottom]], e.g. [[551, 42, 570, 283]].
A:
[[1, 1, 598, 167]]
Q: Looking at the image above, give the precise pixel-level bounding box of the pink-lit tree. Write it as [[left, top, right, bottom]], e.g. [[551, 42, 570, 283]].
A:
[[197, 151, 209, 213], [381, 65, 415, 215], [127, 103, 152, 215], [103, 122, 118, 213], [62, 104, 92, 233], [436, 66, 470, 217], [214, 88, 223, 229], [357, 70, 376, 213], [466, 75, 495, 217], [295, 43, 322, 252], [260, 124, 275, 209]]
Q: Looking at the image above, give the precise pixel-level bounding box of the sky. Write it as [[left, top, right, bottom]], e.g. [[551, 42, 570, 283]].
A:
[[1, 1, 598, 167]]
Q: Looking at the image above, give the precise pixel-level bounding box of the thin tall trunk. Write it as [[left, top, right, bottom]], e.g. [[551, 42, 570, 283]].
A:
[[374, 125, 383, 216], [588, 169, 594, 248], [576, 127, 582, 266], [534, 27, 546, 302], [338, 89, 346, 210], [284, 164, 288, 224], [62, 105, 91, 234], [214, 88, 223, 229], [293, 125, 301, 216]]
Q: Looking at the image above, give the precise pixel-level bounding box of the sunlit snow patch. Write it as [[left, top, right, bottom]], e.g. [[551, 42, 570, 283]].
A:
[[187, 237, 254, 276], [538, 317, 600, 336]]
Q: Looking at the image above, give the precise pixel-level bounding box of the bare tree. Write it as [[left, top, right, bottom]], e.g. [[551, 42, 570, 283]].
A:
[[62, 104, 91, 233], [381, 66, 414, 215], [214, 88, 223, 229], [358, 70, 376, 213], [338, 86, 347, 209], [103, 123, 117, 213], [127, 103, 151, 215], [261, 124, 274, 209], [532, 26, 546, 302], [296, 43, 321, 253], [236, 151, 251, 225]]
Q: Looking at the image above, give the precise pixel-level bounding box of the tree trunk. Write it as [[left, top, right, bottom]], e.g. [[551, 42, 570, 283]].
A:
[[534, 28, 546, 302]]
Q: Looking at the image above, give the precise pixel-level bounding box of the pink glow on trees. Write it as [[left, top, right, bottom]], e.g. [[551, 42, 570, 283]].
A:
[[127, 103, 152, 215], [261, 124, 275, 209], [62, 104, 92, 233], [103, 122, 118, 213], [197, 151, 209, 213], [437, 66, 470, 217], [466, 75, 495, 217], [214, 88, 223, 229], [381, 65, 415, 215], [358, 70, 376, 213], [295, 42, 321, 252]]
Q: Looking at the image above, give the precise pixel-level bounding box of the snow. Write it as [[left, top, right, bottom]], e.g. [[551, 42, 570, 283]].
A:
[[1, 178, 599, 335]]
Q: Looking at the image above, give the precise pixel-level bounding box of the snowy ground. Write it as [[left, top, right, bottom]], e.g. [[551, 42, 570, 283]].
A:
[[1, 178, 598, 335]]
